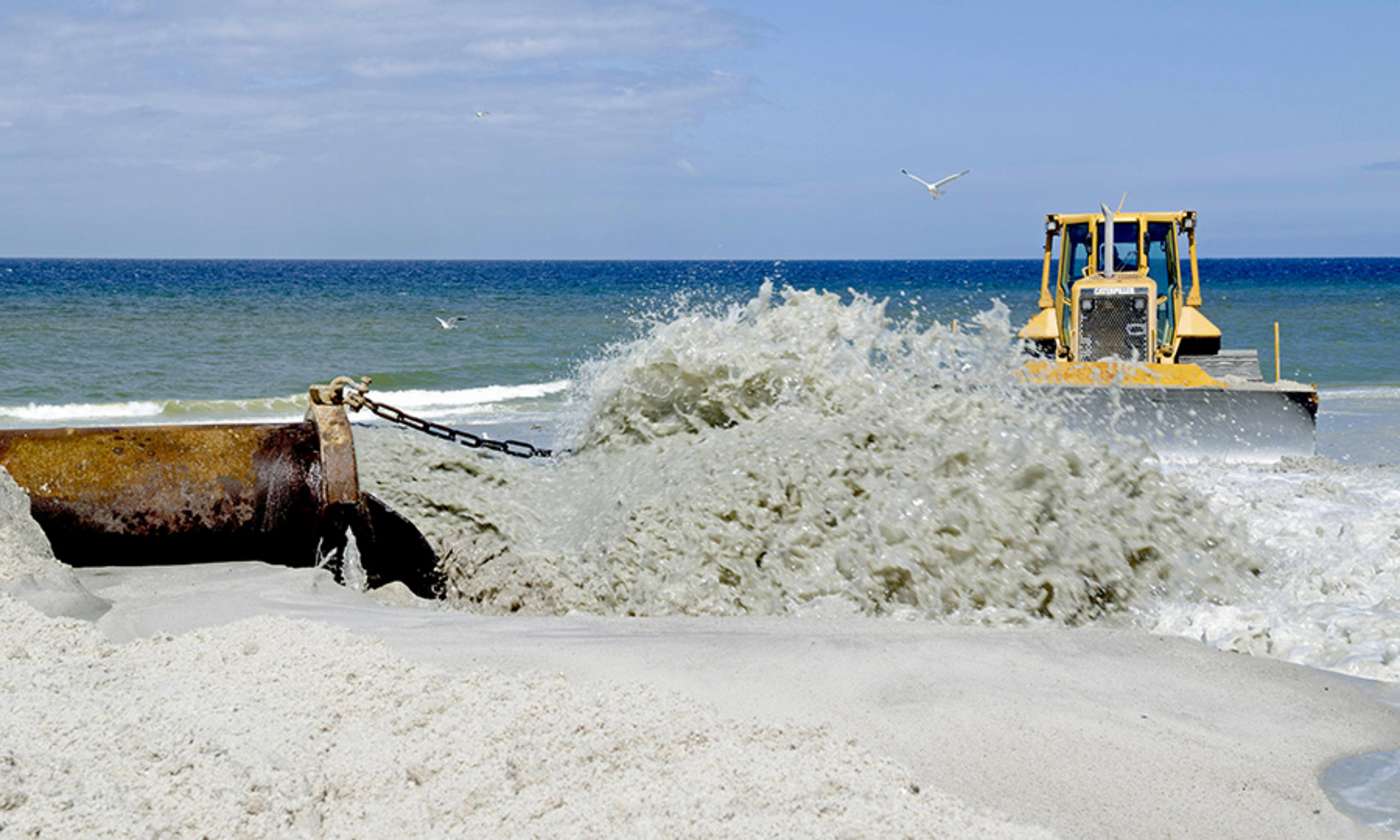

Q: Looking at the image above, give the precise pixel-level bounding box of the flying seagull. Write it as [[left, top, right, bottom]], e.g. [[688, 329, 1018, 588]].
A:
[[435, 316, 468, 330], [474, 111, 491, 119], [901, 168, 970, 199]]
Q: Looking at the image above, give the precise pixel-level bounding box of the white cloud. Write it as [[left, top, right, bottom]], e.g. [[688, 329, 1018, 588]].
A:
[[466, 35, 583, 62], [346, 59, 480, 80], [107, 149, 283, 174], [0, 0, 760, 172]]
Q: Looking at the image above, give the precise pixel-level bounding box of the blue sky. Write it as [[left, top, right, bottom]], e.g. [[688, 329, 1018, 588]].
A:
[[1, 0, 1397, 258]]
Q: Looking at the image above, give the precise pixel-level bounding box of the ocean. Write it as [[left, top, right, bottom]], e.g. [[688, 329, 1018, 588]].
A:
[[2, 258, 1397, 441], [5, 257, 1400, 828]]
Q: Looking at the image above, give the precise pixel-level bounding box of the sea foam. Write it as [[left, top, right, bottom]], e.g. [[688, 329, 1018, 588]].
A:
[[1152, 457, 1400, 681]]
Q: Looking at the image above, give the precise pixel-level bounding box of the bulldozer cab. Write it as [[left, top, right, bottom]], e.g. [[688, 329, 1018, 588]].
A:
[[1023, 209, 1220, 363]]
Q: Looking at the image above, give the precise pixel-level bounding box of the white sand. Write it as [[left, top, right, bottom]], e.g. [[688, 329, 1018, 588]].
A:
[[0, 595, 1051, 839], [5, 461, 1399, 838], [0, 467, 56, 582], [0, 481, 1048, 839], [71, 563, 1400, 839], [0, 467, 109, 620]]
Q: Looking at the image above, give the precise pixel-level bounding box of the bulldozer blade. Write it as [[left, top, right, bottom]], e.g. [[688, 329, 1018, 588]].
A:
[[1051, 383, 1318, 460], [0, 407, 442, 594]]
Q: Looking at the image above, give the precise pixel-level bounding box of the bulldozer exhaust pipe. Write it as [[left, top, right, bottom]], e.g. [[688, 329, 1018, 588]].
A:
[[1100, 203, 1115, 278], [0, 400, 440, 598]]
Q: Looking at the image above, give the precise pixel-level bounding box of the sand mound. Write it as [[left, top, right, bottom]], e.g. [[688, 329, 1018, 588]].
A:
[[0, 467, 109, 620], [0, 467, 57, 582], [0, 597, 1050, 839]]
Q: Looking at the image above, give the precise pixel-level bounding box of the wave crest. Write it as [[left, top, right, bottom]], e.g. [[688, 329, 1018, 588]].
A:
[[0, 381, 570, 427]]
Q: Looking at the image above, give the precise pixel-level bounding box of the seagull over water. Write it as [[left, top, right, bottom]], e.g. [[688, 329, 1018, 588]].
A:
[[474, 111, 491, 119], [435, 316, 468, 330], [901, 168, 970, 199]]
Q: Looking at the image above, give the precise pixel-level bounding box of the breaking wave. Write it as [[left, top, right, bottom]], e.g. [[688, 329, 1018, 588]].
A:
[[366, 283, 1259, 624], [0, 381, 570, 428], [1322, 386, 1400, 401]]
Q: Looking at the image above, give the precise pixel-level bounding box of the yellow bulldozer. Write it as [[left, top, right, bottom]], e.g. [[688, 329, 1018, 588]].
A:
[[1017, 207, 1317, 456]]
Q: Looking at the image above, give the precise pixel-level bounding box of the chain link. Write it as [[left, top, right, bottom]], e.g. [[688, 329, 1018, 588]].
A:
[[329, 376, 553, 459]]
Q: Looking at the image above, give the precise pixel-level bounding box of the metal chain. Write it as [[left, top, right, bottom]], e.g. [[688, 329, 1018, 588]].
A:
[[326, 376, 553, 459]]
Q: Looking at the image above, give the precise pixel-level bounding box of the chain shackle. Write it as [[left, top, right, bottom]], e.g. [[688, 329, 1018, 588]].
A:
[[315, 375, 554, 460]]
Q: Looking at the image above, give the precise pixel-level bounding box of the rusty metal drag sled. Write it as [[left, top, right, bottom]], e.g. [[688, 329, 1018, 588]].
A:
[[0, 380, 441, 598]]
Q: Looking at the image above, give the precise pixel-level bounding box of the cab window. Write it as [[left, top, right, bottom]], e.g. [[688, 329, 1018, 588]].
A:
[[1095, 221, 1140, 272], [1059, 223, 1092, 339], [1144, 222, 1179, 347]]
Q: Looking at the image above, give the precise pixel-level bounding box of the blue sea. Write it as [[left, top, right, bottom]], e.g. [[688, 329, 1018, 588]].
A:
[[3, 257, 1398, 409], [3, 257, 1398, 463]]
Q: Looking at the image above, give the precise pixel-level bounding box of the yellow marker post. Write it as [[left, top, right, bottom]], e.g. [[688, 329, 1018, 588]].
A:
[[1037, 228, 1054, 309], [1274, 321, 1281, 382], [1186, 224, 1202, 307]]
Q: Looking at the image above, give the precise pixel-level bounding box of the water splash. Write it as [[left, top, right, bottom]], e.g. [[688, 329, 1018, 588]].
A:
[[1152, 457, 1400, 681], [378, 283, 1257, 623]]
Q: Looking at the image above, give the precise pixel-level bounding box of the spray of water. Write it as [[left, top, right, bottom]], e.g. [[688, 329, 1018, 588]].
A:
[[1151, 458, 1400, 681], [356, 283, 1258, 624]]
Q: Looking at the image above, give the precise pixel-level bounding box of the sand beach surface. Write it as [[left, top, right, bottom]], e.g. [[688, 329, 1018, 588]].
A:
[[2, 544, 1394, 839], [3, 466, 1047, 839]]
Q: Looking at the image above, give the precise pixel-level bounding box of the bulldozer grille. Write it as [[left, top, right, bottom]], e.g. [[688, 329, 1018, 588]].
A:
[[1076, 290, 1150, 362]]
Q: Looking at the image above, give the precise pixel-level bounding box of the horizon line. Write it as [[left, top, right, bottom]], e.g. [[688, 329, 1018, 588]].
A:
[[4, 255, 1400, 263]]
